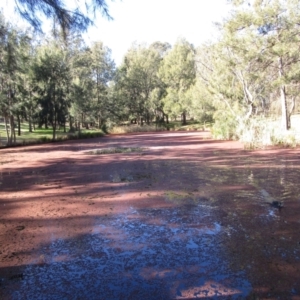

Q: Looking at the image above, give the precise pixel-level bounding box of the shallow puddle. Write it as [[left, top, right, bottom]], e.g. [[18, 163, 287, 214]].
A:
[[5, 203, 252, 299]]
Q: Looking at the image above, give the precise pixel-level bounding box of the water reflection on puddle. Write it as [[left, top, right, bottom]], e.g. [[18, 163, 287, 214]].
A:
[[11, 204, 251, 299]]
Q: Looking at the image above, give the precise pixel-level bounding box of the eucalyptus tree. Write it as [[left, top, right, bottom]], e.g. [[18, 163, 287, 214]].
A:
[[149, 42, 170, 123], [0, 17, 11, 144], [225, 0, 300, 130], [186, 78, 215, 124], [69, 40, 115, 129], [115, 43, 163, 125], [159, 38, 196, 124], [13, 0, 112, 37], [88, 41, 115, 127], [0, 16, 28, 145], [33, 43, 70, 140], [196, 37, 263, 137], [14, 32, 38, 134], [66, 35, 92, 131]]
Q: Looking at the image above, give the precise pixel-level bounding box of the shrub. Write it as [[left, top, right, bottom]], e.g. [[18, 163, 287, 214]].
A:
[[239, 117, 300, 148], [211, 114, 238, 140], [109, 124, 165, 134], [38, 136, 52, 143]]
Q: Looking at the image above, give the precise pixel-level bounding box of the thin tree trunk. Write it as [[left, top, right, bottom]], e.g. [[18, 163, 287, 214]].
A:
[[280, 85, 288, 130], [29, 93, 32, 132], [77, 116, 81, 134], [52, 83, 56, 140], [98, 116, 101, 129], [13, 120, 16, 144], [278, 57, 289, 130], [69, 115, 73, 131], [52, 113, 57, 140], [4, 115, 10, 145], [9, 115, 15, 145], [29, 109, 32, 133], [17, 114, 21, 136], [287, 96, 295, 129]]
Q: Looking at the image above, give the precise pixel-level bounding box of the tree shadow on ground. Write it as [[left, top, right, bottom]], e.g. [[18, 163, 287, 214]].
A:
[[1, 132, 300, 299]]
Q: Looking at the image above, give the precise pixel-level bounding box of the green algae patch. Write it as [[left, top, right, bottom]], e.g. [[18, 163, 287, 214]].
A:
[[86, 147, 147, 155]]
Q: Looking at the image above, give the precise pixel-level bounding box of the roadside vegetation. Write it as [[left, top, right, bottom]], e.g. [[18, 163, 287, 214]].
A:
[[0, 121, 104, 147], [1, 0, 300, 149]]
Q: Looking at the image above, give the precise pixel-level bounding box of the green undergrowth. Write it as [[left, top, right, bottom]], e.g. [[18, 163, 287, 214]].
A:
[[109, 121, 210, 134], [0, 122, 104, 148], [109, 124, 165, 134], [168, 122, 211, 132], [211, 115, 300, 149], [240, 118, 300, 149]]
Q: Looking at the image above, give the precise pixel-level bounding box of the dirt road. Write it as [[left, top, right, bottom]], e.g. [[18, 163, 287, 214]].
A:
[[1, 131, 300, 299]]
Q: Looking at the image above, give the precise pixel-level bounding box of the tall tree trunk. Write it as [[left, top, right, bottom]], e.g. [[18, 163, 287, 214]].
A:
[[77, 116, 81, 134], [4, 115, 10, 145], [280, 86, 290, 130], [9, 115, 15, 145], [182, 112, 187, 125], [52, 84, 57, 140], [74, 118, 78, 131], [69, 115, 73, 131], [29, 93, 33, 132], [52, 112, 57, 141], [29, 109, 32, 133], [17, 114, 21, 136], [278, 57, 289, 130], [288, 96, 295, 129], [280, 85, 289, 130], [13, 120, 16, 144]]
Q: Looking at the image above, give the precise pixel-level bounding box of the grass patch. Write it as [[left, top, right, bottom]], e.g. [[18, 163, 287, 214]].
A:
[[0, 121, 104, 148], [86, 147, 147, 155]]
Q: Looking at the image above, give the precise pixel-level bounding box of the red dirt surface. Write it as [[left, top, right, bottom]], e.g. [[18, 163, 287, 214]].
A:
[[1, 131, 300, 299]]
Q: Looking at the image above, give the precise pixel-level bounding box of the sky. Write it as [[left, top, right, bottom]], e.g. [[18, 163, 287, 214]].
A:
[[1, 0, 232, 65]]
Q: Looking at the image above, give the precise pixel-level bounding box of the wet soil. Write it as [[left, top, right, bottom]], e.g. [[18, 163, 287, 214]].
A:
[[0, 131, 300, 299]]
